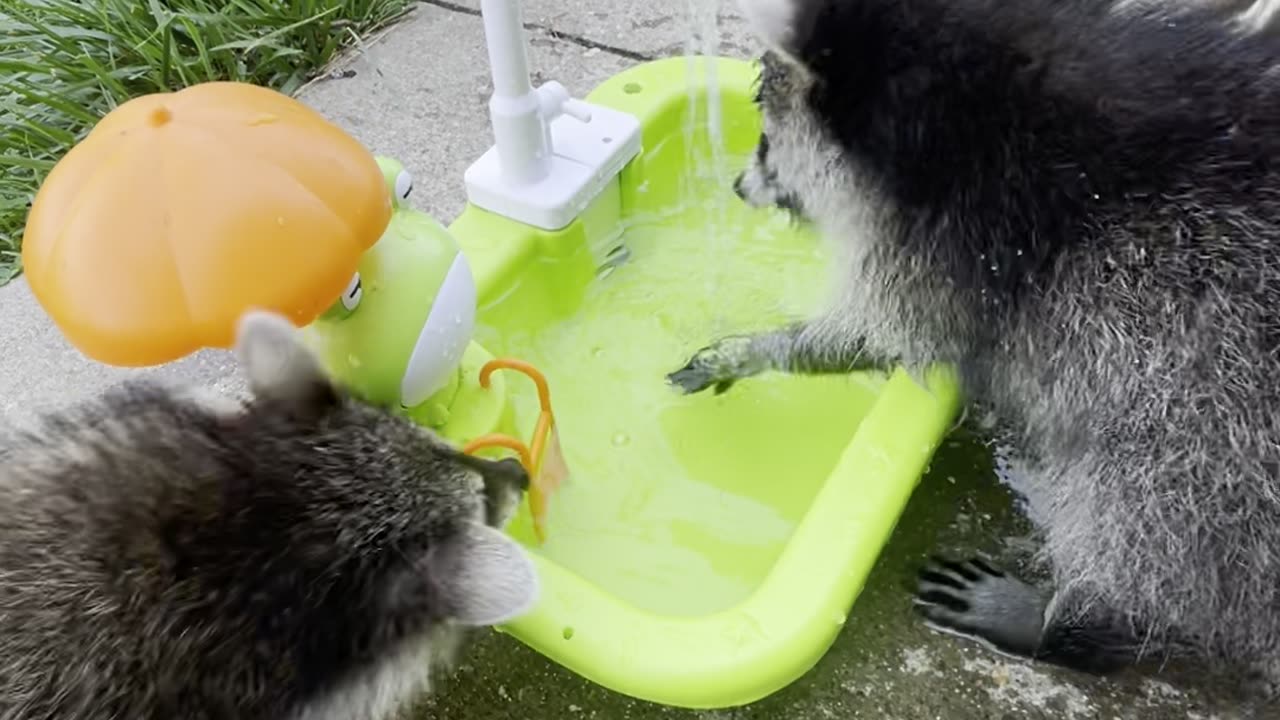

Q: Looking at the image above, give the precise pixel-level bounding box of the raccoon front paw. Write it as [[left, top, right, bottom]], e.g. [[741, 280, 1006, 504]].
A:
[[666, 336, 762, 395], [913, 556, 1049, 661]]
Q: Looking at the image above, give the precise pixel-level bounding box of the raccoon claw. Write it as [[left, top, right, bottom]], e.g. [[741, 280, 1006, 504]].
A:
[[666, 337, 759, 395], [913, 555, 1047, 661]]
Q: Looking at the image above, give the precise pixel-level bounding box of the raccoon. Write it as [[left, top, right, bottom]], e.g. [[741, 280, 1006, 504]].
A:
[[669, 0, 1280, 694], [0, 310, 538, 719]]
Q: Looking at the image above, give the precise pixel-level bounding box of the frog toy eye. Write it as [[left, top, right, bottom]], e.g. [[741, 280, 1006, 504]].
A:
[[340, 272, 363, 311], [394, 169, 413, 202]]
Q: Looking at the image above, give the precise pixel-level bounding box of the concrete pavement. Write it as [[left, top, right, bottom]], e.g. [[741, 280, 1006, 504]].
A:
[[0, 2, 1261, 717]]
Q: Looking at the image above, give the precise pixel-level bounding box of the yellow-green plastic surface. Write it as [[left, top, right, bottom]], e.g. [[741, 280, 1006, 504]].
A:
[[447, 56, 961, 709], [304, 157, 512, 447]]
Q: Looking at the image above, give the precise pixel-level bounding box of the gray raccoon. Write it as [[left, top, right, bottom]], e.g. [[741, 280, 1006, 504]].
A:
[[669, 0, 1280, 694], [0, 310, 538, 720]]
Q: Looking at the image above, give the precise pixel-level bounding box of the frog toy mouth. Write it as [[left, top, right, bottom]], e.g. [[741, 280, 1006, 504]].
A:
[[399, 251, 477, 408]]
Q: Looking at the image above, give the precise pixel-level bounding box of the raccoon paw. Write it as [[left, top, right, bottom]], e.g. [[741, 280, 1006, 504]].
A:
[[913, 556, 1050, 661], [666, 336, 762, 395]]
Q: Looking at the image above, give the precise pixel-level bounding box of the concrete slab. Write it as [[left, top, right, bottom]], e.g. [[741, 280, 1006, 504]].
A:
[[433, 0, 761, 62], [0, 2, 1263, 719], [0, 278, 242, 422]]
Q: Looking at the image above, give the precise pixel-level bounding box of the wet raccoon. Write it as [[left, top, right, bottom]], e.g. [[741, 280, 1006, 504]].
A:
[[0, 310, 538, 719], [669, 0, 1280, 696]]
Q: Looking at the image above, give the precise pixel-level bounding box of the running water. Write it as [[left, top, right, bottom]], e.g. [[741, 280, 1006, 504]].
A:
[[684, 0, 729, 177], [681, 0, 738, 337]]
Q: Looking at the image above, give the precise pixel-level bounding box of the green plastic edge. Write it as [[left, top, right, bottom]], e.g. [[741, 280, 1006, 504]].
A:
[[446, 56, 962, 709]]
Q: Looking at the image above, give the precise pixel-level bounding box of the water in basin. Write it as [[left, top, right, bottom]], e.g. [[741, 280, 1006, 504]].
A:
[[475, 155, 884, 617]]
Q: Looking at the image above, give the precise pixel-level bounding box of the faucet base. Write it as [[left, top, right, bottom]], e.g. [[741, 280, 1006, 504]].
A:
[[464, 96, 642, 231]]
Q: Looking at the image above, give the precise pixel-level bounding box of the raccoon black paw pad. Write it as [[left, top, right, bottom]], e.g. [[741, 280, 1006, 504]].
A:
[[912, 556, 1044, 659]]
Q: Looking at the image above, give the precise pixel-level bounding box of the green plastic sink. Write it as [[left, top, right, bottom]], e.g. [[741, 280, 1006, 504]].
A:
[[446, 56, 961, 709]]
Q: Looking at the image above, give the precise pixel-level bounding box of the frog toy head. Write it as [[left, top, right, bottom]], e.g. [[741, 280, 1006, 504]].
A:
[[305, 156, 477, 422]]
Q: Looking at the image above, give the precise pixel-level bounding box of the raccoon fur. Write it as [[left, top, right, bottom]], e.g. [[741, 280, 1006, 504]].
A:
[[0, 310, 538, 720], [668, 0, 1280, 694]]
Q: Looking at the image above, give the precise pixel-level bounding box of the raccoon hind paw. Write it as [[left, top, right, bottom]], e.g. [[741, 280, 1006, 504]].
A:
[[913, 555, 1049, 661]]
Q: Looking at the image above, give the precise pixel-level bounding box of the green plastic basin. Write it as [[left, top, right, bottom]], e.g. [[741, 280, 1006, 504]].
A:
[[446, 55, 960, 709]]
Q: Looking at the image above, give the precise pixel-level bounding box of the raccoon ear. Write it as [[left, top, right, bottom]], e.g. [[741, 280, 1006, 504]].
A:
[[737, 0, 823, 62], [425, 523, 539, 626], [234, 310, 338, 415]]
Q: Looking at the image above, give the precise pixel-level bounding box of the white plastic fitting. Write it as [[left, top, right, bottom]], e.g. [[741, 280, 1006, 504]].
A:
[[465, 0, 642, 230]]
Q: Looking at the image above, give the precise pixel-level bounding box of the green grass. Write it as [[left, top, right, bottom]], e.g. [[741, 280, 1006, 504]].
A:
[[0, 0, 417, 286]]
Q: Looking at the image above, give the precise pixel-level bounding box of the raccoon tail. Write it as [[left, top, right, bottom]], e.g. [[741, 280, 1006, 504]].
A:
[[913, 556, 1145, 675]]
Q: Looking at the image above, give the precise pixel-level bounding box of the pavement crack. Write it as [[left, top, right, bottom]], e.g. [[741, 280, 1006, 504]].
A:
[[420, 0, 656, 62]]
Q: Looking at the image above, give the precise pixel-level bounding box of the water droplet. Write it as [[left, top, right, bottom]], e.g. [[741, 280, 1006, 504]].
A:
[[453, 315, 462, 325], [248, 113, 278, 126], [612, 432, 630, 447], [347, 354, 362, 369], [591, 346, 605, 358], [276, 216, 285, 226]]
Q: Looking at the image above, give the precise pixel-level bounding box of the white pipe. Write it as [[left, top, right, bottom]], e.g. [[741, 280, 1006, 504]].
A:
[[479, 0, 552, 185]]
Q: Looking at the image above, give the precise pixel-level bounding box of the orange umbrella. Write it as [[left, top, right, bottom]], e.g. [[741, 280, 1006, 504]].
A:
[[23, 81, 391, 366]]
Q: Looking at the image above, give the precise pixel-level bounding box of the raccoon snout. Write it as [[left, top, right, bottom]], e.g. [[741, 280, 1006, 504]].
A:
[[479, 457, 528, 528], [489, 457, 529, 492], [734, 168, 768, 207]]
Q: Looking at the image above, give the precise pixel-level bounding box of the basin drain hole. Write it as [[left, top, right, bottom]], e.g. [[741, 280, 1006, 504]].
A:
[[562, 626, 575, 640]]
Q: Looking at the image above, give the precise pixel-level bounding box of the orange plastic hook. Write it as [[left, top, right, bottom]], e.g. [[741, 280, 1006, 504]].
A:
[[478, 358, 553, 413], [461, 433, 532, 469], [461, 358, 561, 544]]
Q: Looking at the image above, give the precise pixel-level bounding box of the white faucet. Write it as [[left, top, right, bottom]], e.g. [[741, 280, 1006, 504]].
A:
[[465, 0, 642, 230]]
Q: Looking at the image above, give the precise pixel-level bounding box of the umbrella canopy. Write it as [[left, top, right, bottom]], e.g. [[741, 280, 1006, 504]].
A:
[[23, 81, 391, 366]]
